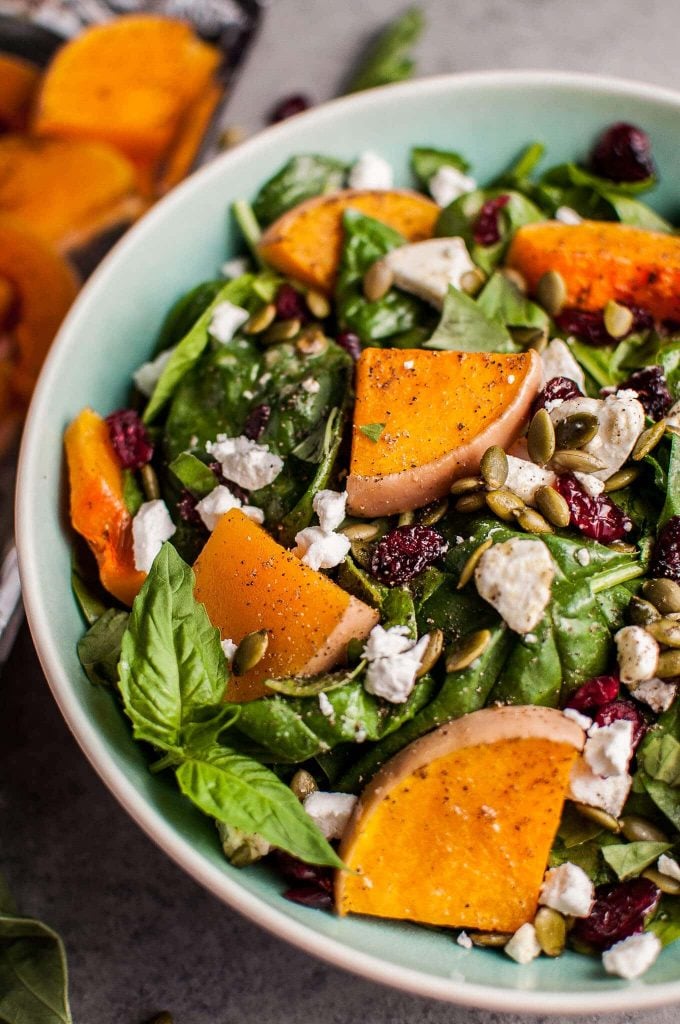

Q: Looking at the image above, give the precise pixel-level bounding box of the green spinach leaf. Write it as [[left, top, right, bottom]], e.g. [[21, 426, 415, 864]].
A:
[[345, 7, 424, 92], [154, 280, 225, 355], [252, 155, 347, 226], [279, 405, 346, 545], [410, 146, 469, 188], [602, 841, 672, 881], [476, 272, 549, 330], [424, 284, 515, 352], [168, 452, 218, 498], [650, 897, 680, 946], [660, 433, 680, 528], [435, 188, 544, 275], [77, 609, 129, 688]]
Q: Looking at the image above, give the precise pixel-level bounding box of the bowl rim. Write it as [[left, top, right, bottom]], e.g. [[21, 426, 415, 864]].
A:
[[17, 68, 680, 1014]]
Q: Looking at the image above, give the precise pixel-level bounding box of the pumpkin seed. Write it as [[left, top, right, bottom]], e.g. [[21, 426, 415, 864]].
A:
[[554, 413, 599, 451], [454, 491, 488, 514], [603, 299, 634, 339], [480, 445, 509, 490], [340, 521, 381, 541], [632, 420, 666, 461], [536, 269, 567, 316], [642, 868, 680, 896], [457, 539, 493, 590], [263, 318, 301, 344], [140, 463, 161, 501], [245, 302, 276, 334], [550, 449, 606, 474], [290, 769, 318, 801], [296, 326, 328, 355], [535, 485, 570, 528], [459, 267, 486, 296], [608, 540, 638, 553], [469, 931, 513, 948], [515, 507, 554, 535], [418, 499, 449, 526], [445, 629, 491, 672], [485, 488, 525, 522], [534, 907, 566, 957], [643, 578, 680, 615], [350, 539, 373, 568], [628, 596, 661, 627], [398, 510, 415, 527], [500, 267, 528, 294], [233, 629, 269, 675], [450, 475, 484, 496], [572, 802, 621, 833], [619, 815, 668, 844], [363, 260, 394, 302], [305, 289, 331, 319], [603, 466, 641, 492], [527, 408, 556, 466], [416, 629, 444, 677], [657, 649, 680, 678], [646, 617, 680, 649]]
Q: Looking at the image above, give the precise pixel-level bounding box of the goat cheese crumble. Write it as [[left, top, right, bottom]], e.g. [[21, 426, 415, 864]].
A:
[[348, 151, 393, 190], [362, 624, 430, 703], [209, 300, 250, 343], [540, 863, 594, 918], [602, 932, 662, 980], [303, 791, 357, 839], [504, 923, 541, 964], [429, 165, 477, 207], [132, 499, 176, 572], [195, 484, 264, 531], [474, 537, 555, 634], [132, 347, 174, 397], [549, 393, 645, 481], [293, 526, 351, 570], [540, 338, 586, 390], [381, 237, 476, 309], [312, 489, 347, 532], [568, 758, 632, 818], [206, 434, 284, 490], [504, 455, 556, 505], [584, 719, 634, 778]]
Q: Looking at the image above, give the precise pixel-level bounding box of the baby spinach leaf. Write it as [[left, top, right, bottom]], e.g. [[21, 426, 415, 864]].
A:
[[492, 141, 545, 191], [650, 897, 680, 946], [541, 162, 656, 198], [548, 833, 618, 885], [168, 452, 218, 498], [423, 285, 515, 352], [410, 146, 469, 188], [641, 733, 680, 787], [435, 188, 543, 275], [659, 339, 680, 400], [661, 433, 680, 528], [476, 272, 549, 330], [602, 841, 671, 881], [0, 899, 72, 1024], [264, 663, 365, 698], [175, 745, 342, 868], [77, 609, 129, 688], [344, 7, 424, 92], [278, 405, 345, 545], [154, 280, 225, 354], [557, 803, 604, 848], [638, 703, 680, 827], [601, 192, 673, 232], [336, 555, 388, 609], [70, 544, 109, 626], [252, 155, 347, 226]]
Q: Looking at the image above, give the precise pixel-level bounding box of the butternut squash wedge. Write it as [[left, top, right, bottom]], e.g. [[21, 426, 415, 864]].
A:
[[507, 220, 680, 322], [157, 80, 222, 195], [337, 705, 585, 932], [0, 136, 143, 251], [65, 408, 146, 606], [346, 348, 542, 516], [0, 53, 40, 132], [258, 189, 439, 294], [193, 508, 379, 702]]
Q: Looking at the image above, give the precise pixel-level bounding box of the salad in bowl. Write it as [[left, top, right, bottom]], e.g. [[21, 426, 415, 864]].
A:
[[63, 114, 680, 986]]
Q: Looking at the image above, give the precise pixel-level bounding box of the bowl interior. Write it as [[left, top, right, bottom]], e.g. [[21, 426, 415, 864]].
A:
[[17, 72, 680, 1013]]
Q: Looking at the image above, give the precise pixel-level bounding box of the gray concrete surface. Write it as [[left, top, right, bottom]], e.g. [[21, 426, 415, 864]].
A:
[[4, 1, 680, 1021]]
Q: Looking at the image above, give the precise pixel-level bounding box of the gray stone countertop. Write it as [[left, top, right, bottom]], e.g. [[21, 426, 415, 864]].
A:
[[3, 0, 680, 1021]]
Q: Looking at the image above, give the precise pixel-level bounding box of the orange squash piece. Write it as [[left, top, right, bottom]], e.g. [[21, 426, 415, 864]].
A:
[[337, 706, 585, 932], [65, 408, 146, 607], [507, 220, 680, 322], [0, 53, 40, 132], [258, 189, 439, 294], [33, 15, 221, 164], [346, 348, 542, 516], [157, 80, 222, 196], [0, 136, 143, 251], [193, 509, 379, 702], [0, 216, 79, 401]]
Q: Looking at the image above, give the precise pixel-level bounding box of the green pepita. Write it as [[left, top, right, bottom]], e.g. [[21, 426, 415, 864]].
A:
[[468, 931, 513, 948], [527, 408, 556, 466], [619, 815, 668, 844], [459, 267, 486, 296], [480, 445, 509, 490], [554, 413, 599, 451], [263, 317, 301, 344], [603, 299, 634, 340], [416, 629, 445, 678], [340, 521, 381, 541], [305, 289, 331, 319], [450, 475, 484, 496], [535, 484, 571, 528], [657, 649, 680, 678], [628, 596, 661, 627], [418, 499, 449, 526], [646, 617, 680, 649], [604, 466, 641, 492], [550, 449, 606, 474], [515, 507, 554, 535], [398, 510, 415, 527], [245, 302, 276, 334], [445, 629, 491, 672], [232, 629, 269, 675], [572, 802, 621, 833], [290, 769, 318, 801], [632, 420, 666, 461], [363, 260, 394, 302], [454, 491, 488, 514], [140, 463, 161, 501], [350, 539, 373, 569], [642, 868, 680, 896], [643, 578, 680, 615], [457, 538, 493, 590], [534, 907, 566, 957], [536, 269, 567, 316], [485, 487, 526, 522]]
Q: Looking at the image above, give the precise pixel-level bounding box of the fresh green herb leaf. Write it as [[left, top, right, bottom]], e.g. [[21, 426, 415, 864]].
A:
[[641, 732, 680, 787], [77, 609, 129, 688], [345, 7, 424, 93], [602, 841, 672, 881], [122, 468, 144, 516], [424, 284, 516, 352], [264, 662, 365, 697], [168, 452, 218, 498], [476, 272, 549, 330], [278, 405, 346, 545], [70, 545, 108, 626], [493, 141, 545, 190], [601, 192, 674, 232], [154, 280, 224, 355], [410, 146, 469, 188], [541, 162, 656, 198], [359, 422, 386, 442], [548, 832, 618, 884], [650, 897, 680, 946], [252, 155, 347, 226], [231, 199, 264, 265], [661, 433, 680, 528], [435, 188, 544, 275]]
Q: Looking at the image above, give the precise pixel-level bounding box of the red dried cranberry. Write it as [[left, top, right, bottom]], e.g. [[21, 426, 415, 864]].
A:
[[532, 376, 584, 415], [572, 878, 660, 950], [275, 282, 309, 322], [649, 515, 680, 584], [269, 93, 312, 123], [593, 698, 647, 750], [566, 675, 620, 712], [177, 490, 203, 526], [472, 194, 510, 246], [555, 309, 611, 346], [243, 403, 271, 441], [336, 330, 362, 361], [271, 850, 331, 884], [590, 123, 655, 183], [554, 473, 634, 543], [616, 365, 672, 420], [106, 408, 153, 470], [370, 524, 449, 586], [283, 885, 333, 909]]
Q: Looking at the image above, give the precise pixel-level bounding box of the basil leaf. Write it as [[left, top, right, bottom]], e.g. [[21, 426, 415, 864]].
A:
[[424, 284, 515, 352], [118, 544, 226, 753], [252, 155, 347, 226], [642, 733, 680, 787], [345, 7, 424, 93], [661, 433, 680, 528], [410, 146, 469, 187], [77, 609, 129, 688], [175, 745, 342, 868], [169, 452, 217, 498], [602, 841, 672, 881], [0, 905, 72, 1024], [359, 422, 385, 442], [476, 272, 549, 330]]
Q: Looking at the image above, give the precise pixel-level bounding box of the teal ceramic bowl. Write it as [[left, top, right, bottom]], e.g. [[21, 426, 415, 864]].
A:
[[17, 71, 680, 1014]]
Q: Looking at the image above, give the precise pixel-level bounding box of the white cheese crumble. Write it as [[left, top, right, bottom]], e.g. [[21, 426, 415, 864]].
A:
[[504, 923, 541, 964], [474, 537, 555, 634], [362, 624, 430, 704], [221, 638, 237, 664], [658, 854, 680, 881], [348, 151, 393, 190], [665, 399, 680, 431], [429, 164, 477, 207], [555, 206, 583, 225], [504, 455, 556, 505], [221, 256, 251, 279], [301, 377, 320, 394], [312, 489, 347, 533], [209, 300, 250, 343], [584, 719, 634, 777], [540, 338, 586, 390], [381, 237, 476, 309], [303, 791, 357, 839], [602, 932, 662, 980], [572, 472, 605, 498], [568, 758, 632, 818], [563, 707, 592, 731], [456, 930, 473, 950], [615, 626, 660, 686], [575, 547, 591, 567], [132, 347, 174, 397], [539, 863, 594, 918], [132, 499, 176, 573], [206, 434, 283, 490], [195, 484, 264, 531], [549, 393, 646, 482], [293, 526, 351, 571], [318, 691, 335, 719], [628, 676, 677, 714]]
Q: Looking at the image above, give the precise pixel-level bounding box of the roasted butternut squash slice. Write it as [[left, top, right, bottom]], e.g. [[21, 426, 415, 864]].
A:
[[65, 408, 146, 607], [346, 347, 542, 516], [258, 189, 439, 294], [193, 508, 379, 702], [157, 80, 222, 196], [0, 136, 143, 251], [337, 705, 585, 932], [507, 220, 680, 322], [0, 53, 40, 132]]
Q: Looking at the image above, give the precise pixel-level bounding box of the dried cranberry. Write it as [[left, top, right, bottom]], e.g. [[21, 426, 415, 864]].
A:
[[472, 194, 510, 246], [275, 282, 309, 322], [649, 515, 680, 583], [177, 490, 203, 526], [594, 699, 647, 750], [283, 885, 333, 909], [269, 93, 312, 123], [532, 376, 584, 415], [572, 878, 660, 950], [370, 524, 449, 586], [590, 123, 655, 183], [554, 473, 634, 543], [616, 365, 672, 420], [106, 408, 153, 470], [566, 675, 620, 712], [336, 330, 362, 361], [271, 851, 333, 909], [555, 309, 611, 346], [243, 403, 271, 441]]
